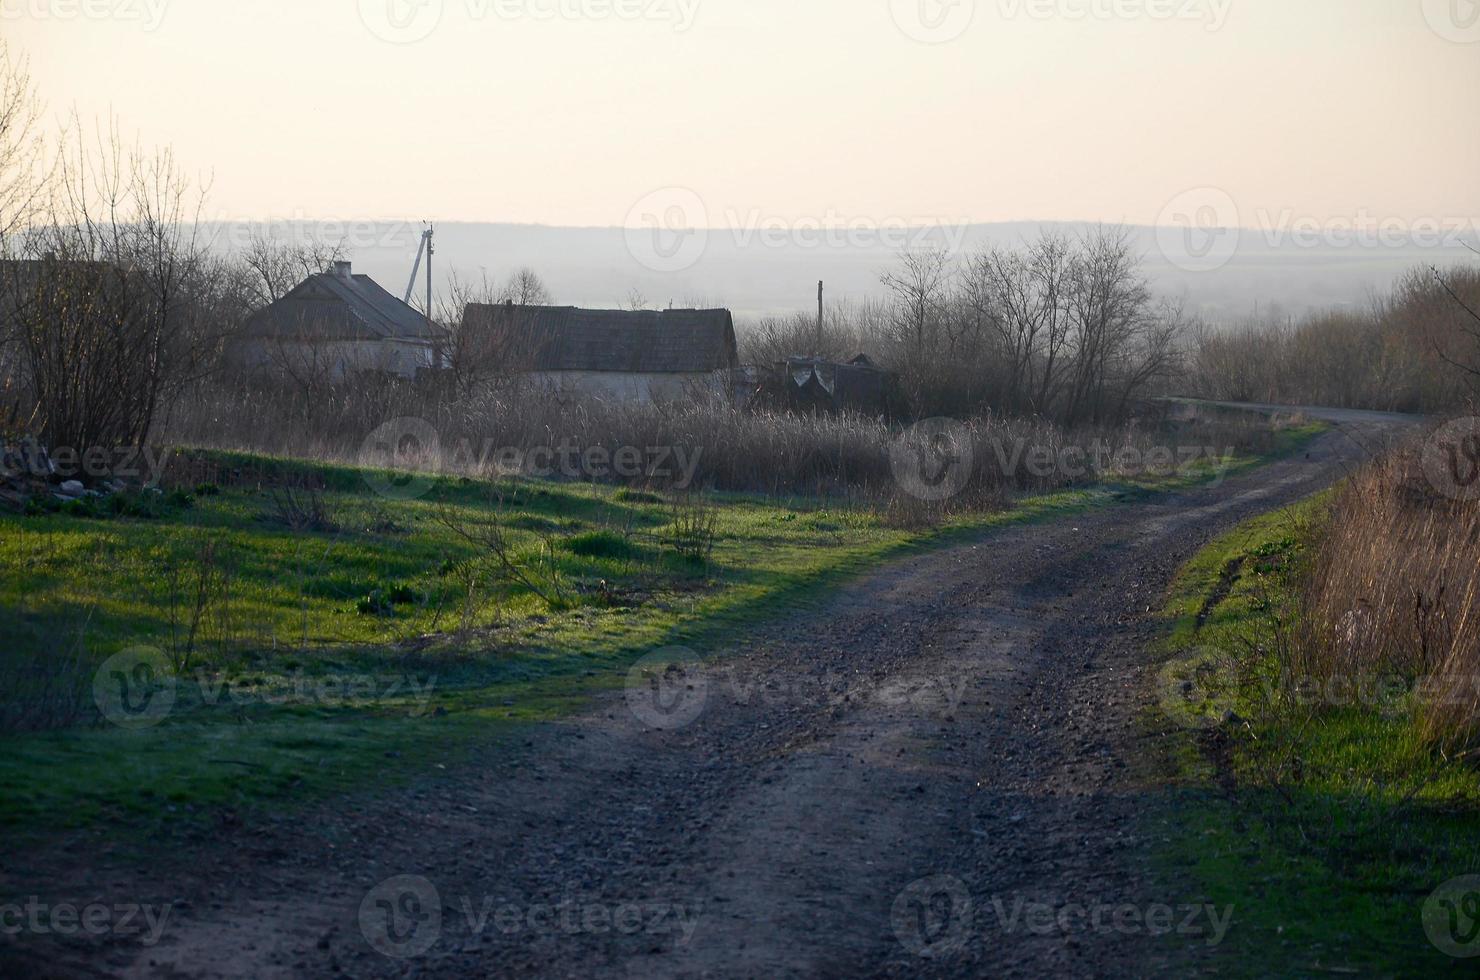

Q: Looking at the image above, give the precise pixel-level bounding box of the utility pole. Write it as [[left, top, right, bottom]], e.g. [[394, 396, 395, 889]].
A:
[[816, 280, 824, 355], [425, 223, 435, 335]]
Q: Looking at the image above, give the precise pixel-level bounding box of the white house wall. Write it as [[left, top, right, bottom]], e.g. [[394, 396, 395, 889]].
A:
[[525, 371, 725, 404], [229, 338, 436, 382]]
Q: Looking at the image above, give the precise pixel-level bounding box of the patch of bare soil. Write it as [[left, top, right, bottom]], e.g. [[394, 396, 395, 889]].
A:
[[0, 417, 1406, 979]]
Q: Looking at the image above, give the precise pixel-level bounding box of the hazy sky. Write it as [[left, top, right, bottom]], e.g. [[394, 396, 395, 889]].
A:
[[7, 0, 1480, 231]]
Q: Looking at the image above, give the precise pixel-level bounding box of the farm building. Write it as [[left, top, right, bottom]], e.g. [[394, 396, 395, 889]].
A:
[[229, 262, 446, 382], [458, 303, 739, 403], [753, 354, 904, 417]]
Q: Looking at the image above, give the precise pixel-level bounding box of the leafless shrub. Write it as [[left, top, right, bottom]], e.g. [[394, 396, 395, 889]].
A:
[[163, 539, 235, 673], [3, 114, 224, 459], [435, 494, 570, 610], [262, 483, 339, 534], [666, 493, 718, 563], [1187, 264, 1480, 414]]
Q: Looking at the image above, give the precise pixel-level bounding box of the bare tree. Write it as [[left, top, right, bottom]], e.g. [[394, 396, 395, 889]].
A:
[[1061, 228, 1153, 426], [880, 249, 954, 354], [437, 270, 544, 399], [1427, 246, 1480, 389], [958, 232, 1074, 415], [239, 233, 344, 307], [7, 115, 213, 455], [0, 41, 49, 248], [0, 42, 50, 391], [504, 267, 552, 306]]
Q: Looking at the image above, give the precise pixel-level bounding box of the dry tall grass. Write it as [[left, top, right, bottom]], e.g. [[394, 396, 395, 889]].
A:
[[1299, 432, 1480, 751], [160, 379, 1271, 510]]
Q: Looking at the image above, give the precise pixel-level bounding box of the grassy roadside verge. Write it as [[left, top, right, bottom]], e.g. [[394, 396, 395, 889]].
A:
[[1147, 495, 1480, 976], [0, 422, 1326, 841]]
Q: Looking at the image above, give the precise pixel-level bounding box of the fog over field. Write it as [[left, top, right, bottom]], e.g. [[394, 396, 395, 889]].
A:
[[201, 219, 1477, 323]]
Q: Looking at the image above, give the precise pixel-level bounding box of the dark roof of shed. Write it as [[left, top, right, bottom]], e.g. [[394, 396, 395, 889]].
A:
[[461, 304, 738, 374], [244, 272, 445, 342]]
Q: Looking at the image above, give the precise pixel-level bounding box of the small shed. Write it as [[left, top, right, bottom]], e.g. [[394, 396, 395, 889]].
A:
[[756, 354, 903, 417]]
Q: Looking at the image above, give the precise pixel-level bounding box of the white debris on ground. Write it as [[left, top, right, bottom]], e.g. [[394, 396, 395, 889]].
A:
[[0, 437, 129, 510]]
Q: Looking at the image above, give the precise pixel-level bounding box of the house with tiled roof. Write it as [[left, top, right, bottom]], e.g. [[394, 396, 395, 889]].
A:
[[458, 302, 738, 402], [230, 262, 447, 382]]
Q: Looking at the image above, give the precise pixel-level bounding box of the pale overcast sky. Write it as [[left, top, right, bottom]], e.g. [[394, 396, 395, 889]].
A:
[[7, 0, 1479, 230]]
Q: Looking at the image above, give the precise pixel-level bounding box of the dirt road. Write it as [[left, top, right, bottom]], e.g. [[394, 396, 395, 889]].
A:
[[7, 409, 1412, 979]]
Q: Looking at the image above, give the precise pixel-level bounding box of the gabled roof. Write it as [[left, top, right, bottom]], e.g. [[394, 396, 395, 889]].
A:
[[460, 304, 738, 374], [244, 271, 445, 342]]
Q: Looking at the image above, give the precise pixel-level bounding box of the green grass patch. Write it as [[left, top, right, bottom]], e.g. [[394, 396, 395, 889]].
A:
[[1148, 495, 1480, 976], [0, 424, 1326, 841]]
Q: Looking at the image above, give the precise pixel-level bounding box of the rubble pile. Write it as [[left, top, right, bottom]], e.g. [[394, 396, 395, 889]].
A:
[[0, 437, 127, 512]]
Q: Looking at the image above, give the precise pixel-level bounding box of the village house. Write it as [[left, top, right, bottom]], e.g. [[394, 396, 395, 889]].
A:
[[458, 303, 739, 403], [229, 261, 446, 382]]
